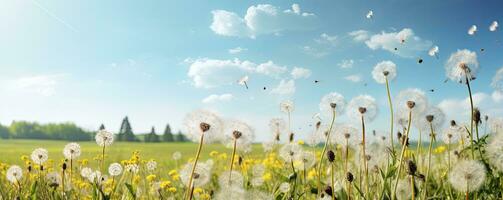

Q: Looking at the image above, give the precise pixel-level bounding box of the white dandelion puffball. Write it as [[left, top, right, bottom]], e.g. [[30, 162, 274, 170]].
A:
[[125, 164, 139, 173], [319, 92, 346, 117], [335, 124, 361, 149], [180, 162, 211, 187], [262, 141, 275, 152], [279, 143, 303, 162], [81, 167, 93, 179], [415, 106, 446, 132], [248, 190, 273, 200], [445, 49, 479, 83], [213, 188, 246, 200], [108, 163, 123, 176], [366, 10, 373, 19], [183, 109, 223, 143], [172, 151, 182, 160], [491, 67, 503, 92], [442, 123, 464, 144], [223, 120, 255, 152], [428, 46, 439, 57], [280, 100, 295, 114], [279, 182, 291, 193], [6, 165, 23, 183], [490, 21, 499, 32], [95, 130, 114, 147], [306, 122, 325, 147], [218, 170, 244, 189], [269, 117, 286, 136], [252, 164, 266, 177], [395, 179, 412, 200], [449, 160, 486, 192], [489, 117, 503, 134], [486, 134, 503, 172], [251, 177, 265, 187], [146, 160, 157, 171], [395, 88, 428, 116], [468, 25, 477, 35], [347, 95, 378, 122], [372, 61, 397, 84], [63, 142, 81, 160], [46, 172, 62, 186], [298, 151, 316, 169], [31, 148, 49, 165]]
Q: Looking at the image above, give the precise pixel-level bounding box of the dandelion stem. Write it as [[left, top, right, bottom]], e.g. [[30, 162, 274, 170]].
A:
[[416, 130, 422, 167], [331, 163, 335, 200], [385, 77, 395, 155], [393, 109, 412, 200], [360, 115, 369, 196], [423, 122, 435, 199], [185, 133, 205, 200], [465, 75, 475, 159], [101, 145, 106, 172], [228, 138, 237, 185], [411, 176, 415, 200], [317, 109, 336, 195]]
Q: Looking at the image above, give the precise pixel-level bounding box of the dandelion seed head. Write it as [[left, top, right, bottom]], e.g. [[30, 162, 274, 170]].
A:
[[108, 163, 123, 176], [395, 88, 428, 117], [262, 141, 275, 152], [279, 143, 303, 162], [251, 177, 265, 187], [252, 164, 266, 177], [213, 187, 246, 200], [218, 170, 244, 190], [449, 160, 486, 192], [223, 120, 255, 152], [95, 130, 114, 147], [442, 123, 464, 144], [183, 109, 223, 143], [248, 189, 273, 200], [80, 167, 93, 179], [6, 165, 23, 183], [63, 142, 81, 160], [46, 172, 61, 187], [180, 162, 211, 187], [31, 148, 48, 165], [372, 61, 397, 84], [335, 124, 361, 149], [486, 133, 503, 172], [445, 49, 479, 84], [146, 160, 157, 171], [279, 182, 291, 193], [299, 151, 316, 168], [319, 92, 346, 117], [269, 118, 286, 141], [280, 100, 295, 114], [347, 95, 378, 122], [172, 151, 182, 160], [415, 106, 446, 131]]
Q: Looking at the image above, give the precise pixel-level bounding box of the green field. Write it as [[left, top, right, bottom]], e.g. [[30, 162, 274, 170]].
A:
[[0, 139, 263, 169]]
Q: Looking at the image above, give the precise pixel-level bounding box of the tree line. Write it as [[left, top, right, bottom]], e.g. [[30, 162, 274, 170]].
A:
[[0, 116, 188, 142]]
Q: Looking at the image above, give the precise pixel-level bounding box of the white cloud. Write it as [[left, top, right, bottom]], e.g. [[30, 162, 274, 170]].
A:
[[493, 91, 503, 103], [256, 61, 288, 78], [202, 94, 234, 104], [315, 33, 337, 46], [228, 47, 247, 54], [344, 74, 362, 83], [6, 74, 68, 96], [437, 92, 503, 122], [187, 58, 302, 88], [348, 30, 370, 42], [270, 79, 295, 96], [338, 59, 354, 69], [365, 28, 432, 58], [291, 67, 311, 79], [302, 46, 329, 58], [210, 4, 317, 38]]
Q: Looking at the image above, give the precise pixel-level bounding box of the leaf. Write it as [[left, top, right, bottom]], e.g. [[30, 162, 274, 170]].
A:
[[352, 183, 367, 200], [125, 183, 137, 199], [30, 181, 38, 200]]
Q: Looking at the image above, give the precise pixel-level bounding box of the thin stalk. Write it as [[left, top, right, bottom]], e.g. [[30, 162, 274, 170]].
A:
[[411, 176, 415, 200], [416, 130, 422, 167], [423, 122, 435, 199], [392, 110, 412, 200], [185, 133, 205, 199], [465, 75, 475, 159], [385, 77, 395, 155], [228, 138, 238, 185], [331, 163, 335, 200], [361, 115, 369, 196], [317, 109, 336, 195], [101, 145, 106, 172]]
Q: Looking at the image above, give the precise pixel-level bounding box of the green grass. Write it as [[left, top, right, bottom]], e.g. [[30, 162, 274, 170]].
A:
[[0, 139, 263, 169]]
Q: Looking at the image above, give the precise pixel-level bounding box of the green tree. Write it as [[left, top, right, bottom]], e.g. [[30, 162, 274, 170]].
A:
[[146, 126, 160, 143], [118, 116, 137, 142], [9, 121, 47, 139], [175, 130, 187, 142], [99, 124, 106, 130], [162, 124, 174, 142], [0, 124, 10, 139]]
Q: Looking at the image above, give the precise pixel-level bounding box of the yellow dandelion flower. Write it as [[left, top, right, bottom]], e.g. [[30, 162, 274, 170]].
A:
[[168, 187, 177, 193], [160, 181, 172, 189], [297, 140, 305, 145], [200, 194, 211, 200], [307, 169, 317, 180], [133, 175, 141, 184], [262, 172, 272, 181], [168, 169, 178, 176], [434, 146, 447, 154], [193, 187, 203, 195], [146, 174, 156, 182], [209, 151, 219, 157]]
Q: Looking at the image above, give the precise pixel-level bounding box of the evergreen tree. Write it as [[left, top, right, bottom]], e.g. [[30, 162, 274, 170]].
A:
[[118, 116, 137, 142], [175, 131, 186, 142], [99, 124, 106, 130], [162, 124, 174, 142], [146, 126, 160, 143]]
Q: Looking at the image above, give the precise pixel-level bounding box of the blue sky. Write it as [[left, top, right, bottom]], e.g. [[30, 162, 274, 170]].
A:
[[1, 0, 503, 141]]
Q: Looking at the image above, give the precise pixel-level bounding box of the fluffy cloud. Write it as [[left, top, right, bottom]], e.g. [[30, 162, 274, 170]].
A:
[[348, 30, 370, 42], [493, 91, 503, 103], [437, 92, 503, 122], [338, 59, 354, 69], [210, 4, 317, 38], [344, 74, 362, 83], [202, 94, 234, 104], [228, 47, 247, 54], [291, 67, 311, 79], [270, 79, 295, 96], [364, 28, 433, 58], [315, 33, 337, 46], [187, 58, 299, 88], [302, 46, 329, 58], [6, 74, 68, 96]]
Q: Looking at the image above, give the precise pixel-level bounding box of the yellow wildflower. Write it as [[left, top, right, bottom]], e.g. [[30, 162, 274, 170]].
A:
[[262, 172, 272, 181], [146, 174, 156, 182], [210, 151, 219, 157], [168, 187, 177, 193]]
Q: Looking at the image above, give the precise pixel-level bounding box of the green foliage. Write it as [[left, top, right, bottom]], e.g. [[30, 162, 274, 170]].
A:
[[162, 124, 174, 142], [145, 127, 161, 143], [0, 124, 9, 139], [175, 130, 187, 142], [118, 116, 138, 142], [7, 121, 92, 141]]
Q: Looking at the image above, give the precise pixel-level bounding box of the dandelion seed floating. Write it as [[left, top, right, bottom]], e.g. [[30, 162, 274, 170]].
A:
[[237, 75, 249, 89], [489, 21, 499, 32], [468, 25, 477, 35], [428, 46, 439, 59], [366, 10, 373, 19]]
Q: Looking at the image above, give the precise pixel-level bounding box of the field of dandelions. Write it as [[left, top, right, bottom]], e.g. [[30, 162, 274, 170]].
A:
[[2, 49, 503, 200]]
